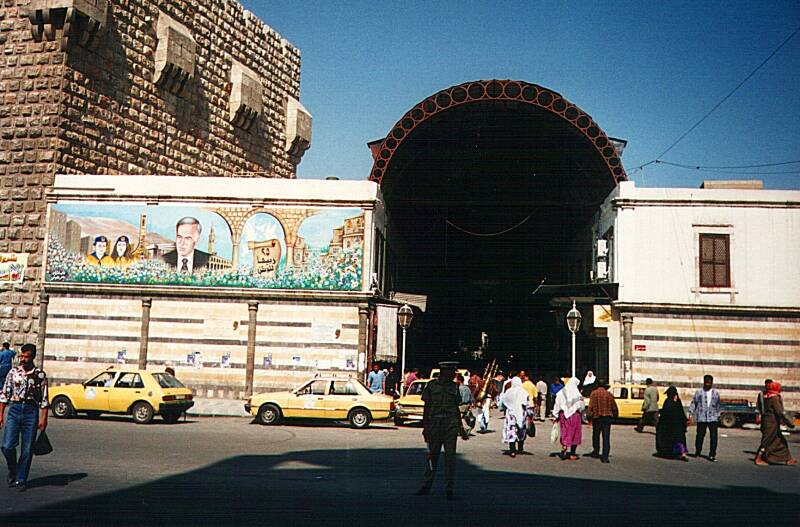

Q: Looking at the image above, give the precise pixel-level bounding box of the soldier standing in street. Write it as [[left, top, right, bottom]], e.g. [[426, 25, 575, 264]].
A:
[[417, 361, 461, 500]]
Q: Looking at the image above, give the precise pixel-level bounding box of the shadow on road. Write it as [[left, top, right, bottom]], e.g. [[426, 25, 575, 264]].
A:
[[67, 415, 199, 426], [25, 473, 88, 489], [1, 448, 798, 526], [247, 418, 399, 430]]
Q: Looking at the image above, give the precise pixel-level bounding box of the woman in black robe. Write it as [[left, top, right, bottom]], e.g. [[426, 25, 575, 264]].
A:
[[655, 386, 689, 461], [755, 382, 796, 465]]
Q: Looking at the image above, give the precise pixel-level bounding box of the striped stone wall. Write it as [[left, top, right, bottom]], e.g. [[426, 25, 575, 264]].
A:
[[252, 303, 360, 392], [44, 294, 363, 399], [628, 311, 800, 410]]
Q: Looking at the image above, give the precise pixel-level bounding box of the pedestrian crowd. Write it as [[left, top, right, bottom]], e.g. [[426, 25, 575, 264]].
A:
[[0, 349, 796, 498], [413, 361, 796, 499]]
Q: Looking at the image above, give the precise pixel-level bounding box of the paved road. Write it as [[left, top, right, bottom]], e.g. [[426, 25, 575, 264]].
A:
[[0, 415, 798, 526]]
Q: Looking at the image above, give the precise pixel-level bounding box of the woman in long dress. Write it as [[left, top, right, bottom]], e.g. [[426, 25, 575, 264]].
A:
[[552, 377, 584, 460], [501, 377, 531, 457], [755, 382, 797, 465], [655, 386, 689, 461]]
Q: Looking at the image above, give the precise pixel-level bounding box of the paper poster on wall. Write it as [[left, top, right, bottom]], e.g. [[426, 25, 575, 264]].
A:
[[292, 356, 301, 365], [45, 203, 364, 291], [312, 324, 342, 343], [263, 354, 272, 367], [117, 350, 126, 364], [194, 352, 203, 369], [346, 358, 356, 370], [316, 360, 331, 370], [0, 253, 27, 283], [221, 353, 231, 368]]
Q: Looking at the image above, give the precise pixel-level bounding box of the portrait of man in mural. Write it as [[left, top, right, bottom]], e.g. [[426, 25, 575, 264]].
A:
[[161, 217, 210, 273], [86, 235, 113, 266]]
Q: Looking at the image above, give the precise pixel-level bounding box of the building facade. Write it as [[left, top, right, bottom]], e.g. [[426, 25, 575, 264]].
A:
[[594, 181, 800, 408], [0, 0, 311, 349]]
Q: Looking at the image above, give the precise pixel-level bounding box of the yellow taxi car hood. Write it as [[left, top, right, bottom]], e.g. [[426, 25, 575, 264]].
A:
[[48, 383, 87, 399], [398, 395, 424, 407], [250, 390, 295, 406]]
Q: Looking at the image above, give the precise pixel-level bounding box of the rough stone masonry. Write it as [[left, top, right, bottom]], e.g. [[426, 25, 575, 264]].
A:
[[0, 0, 310, 348]]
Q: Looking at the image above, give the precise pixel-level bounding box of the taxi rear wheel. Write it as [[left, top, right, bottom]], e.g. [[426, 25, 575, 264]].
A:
[[257, 404, 281, 425], [348, 408, 372, 429], [132, 402, 155, 424], [52, 396, 74, 419]]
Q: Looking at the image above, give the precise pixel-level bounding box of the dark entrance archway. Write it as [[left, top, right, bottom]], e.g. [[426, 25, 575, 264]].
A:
[[370, 80, 626, 376]]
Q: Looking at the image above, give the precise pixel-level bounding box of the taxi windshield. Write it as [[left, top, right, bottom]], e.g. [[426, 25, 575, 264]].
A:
[[347, 378, 369, 393], [407, 382, 427, 396], [153, 373, 185, 389]]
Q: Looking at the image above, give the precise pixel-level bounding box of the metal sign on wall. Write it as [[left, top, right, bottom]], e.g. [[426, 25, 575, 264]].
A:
[[0, 253, 27, 283]]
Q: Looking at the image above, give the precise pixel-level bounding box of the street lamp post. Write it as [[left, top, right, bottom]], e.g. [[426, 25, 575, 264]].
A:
[[397, 304, 414, 394], [566, 300, 582, 378]]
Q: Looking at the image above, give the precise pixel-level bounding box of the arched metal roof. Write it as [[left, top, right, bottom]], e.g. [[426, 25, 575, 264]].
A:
[[369, 79, 626, 186]]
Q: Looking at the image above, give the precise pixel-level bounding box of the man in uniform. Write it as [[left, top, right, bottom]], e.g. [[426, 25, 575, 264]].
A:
[[417, 361, 461, 500]]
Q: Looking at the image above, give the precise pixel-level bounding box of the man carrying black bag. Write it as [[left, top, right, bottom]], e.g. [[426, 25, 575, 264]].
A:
[[0, 343, 49, 492]]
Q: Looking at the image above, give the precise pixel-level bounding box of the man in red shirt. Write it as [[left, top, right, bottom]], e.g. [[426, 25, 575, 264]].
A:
[[586, 379, 618, 464]]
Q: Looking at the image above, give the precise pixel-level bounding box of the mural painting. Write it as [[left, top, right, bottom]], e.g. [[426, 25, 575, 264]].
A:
[[46, 203, 365, 291]]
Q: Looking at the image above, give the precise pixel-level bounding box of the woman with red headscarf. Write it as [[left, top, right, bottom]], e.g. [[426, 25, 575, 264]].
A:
[[755, 382, 796, 465]]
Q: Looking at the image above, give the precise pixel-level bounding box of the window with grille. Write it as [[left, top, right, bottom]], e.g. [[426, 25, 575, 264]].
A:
[[699, 234, 730, 287]]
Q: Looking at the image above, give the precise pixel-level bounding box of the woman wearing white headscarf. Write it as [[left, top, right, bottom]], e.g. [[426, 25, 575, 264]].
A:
[[552, 377, 585, 460], [501, 377, 531, 458], [582, 370, 597, 396]]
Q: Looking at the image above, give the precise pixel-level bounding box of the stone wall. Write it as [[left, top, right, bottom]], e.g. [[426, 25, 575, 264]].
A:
[[0, 0, 306, 348]]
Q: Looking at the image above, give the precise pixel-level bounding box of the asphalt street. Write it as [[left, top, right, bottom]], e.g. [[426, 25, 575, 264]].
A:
[[0, 414, 798, 526]]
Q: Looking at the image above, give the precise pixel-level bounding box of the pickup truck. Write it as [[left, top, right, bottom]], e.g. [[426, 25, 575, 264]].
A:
[[718, 399, 758, 428]]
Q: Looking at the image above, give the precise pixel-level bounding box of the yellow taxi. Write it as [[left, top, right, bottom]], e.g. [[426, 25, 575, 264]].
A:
[[49, 367, 194, 424], [245, 375, 394, 429], [394, 378, 431, 426], [584, 383, 666, 420]]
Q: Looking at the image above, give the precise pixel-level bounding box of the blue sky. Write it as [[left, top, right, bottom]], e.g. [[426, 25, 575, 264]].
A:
[[242, 1, 800, 189]]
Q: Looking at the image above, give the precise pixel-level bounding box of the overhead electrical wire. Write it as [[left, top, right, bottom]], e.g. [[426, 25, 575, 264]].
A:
[[654, 24, 800, 160], [662, 160, 800, 169], [628, 25, 800, 176], [445, 215, 532, 237], [652, 159, 800, 175]]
